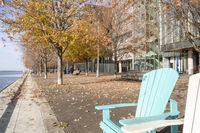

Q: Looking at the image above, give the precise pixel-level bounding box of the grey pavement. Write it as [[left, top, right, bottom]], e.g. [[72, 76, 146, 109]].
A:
[[0, 74, 64, 133]]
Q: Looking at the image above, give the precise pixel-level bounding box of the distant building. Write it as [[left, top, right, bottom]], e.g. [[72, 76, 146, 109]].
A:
[[74, 0, 200, 75], [112, 0, 200, 75], [111, 0, 146, 73], [160, 3, 200, 75]]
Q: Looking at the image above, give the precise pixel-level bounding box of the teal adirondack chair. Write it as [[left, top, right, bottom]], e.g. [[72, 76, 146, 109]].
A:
[[95, 68, 179, 133], [122, 73, 200, 133]]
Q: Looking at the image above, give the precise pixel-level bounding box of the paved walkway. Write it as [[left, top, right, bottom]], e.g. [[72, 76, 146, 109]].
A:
[[0, 75, 64, 133]]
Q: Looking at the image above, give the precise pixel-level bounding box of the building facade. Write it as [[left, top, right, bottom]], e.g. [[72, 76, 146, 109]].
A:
[[75, 0, 200, 75], [111, 0, 166, 73], [112, 0, 147, 73], [112, 0, 200, 74], [160, 2, 200, 75]]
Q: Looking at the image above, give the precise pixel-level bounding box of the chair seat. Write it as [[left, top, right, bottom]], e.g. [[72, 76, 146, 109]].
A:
[[121, 119, 184, 133], [120, 117, 157, 126], [119, 113, 173, 126]]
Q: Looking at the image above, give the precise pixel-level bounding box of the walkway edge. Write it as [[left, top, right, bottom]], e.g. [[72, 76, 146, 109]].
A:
[[32, 76, 65, 133]]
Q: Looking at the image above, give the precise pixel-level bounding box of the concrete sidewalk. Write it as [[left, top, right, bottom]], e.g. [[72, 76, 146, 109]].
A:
[[0, 75, 64, 133]]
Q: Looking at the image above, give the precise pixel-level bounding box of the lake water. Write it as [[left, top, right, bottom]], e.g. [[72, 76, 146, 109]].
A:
[[0, 71, 23, 91]]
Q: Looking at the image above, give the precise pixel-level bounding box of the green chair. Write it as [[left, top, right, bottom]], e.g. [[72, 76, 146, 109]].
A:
[[95, 68, 179, 133]]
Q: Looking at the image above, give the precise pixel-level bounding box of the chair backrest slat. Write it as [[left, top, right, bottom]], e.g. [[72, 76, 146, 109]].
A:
[[183, 73, 200, 133], [135, 68, 179, 117]]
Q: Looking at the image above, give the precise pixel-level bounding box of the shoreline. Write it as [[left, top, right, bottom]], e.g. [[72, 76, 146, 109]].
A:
[[0, 73, 28, 121], [0, 73, 26, 93], [0, 74, 64, 133]]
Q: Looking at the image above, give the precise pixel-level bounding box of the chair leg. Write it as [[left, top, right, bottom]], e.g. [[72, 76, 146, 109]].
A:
[[170, 125, 178, 133]]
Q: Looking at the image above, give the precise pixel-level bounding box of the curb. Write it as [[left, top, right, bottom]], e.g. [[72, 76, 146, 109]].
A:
[[31, 76, 65, 133]]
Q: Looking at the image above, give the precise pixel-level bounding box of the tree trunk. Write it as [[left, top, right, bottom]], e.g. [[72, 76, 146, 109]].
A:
[[57, 48, 63, 85], [37, 65, 39, 76], [96, 44, 100, 77], [44, 57, 48, 79], [114, 45, 118, 78], [40, 61, 42, 76], [85, 59, 88, 76]]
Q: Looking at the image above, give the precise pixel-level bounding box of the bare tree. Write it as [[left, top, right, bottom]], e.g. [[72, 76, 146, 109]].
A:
[[94, 0, 147, 75], [162, 0, 200, 52]]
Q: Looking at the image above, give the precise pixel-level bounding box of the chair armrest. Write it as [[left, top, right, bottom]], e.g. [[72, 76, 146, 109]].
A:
[[95, 103, 137, 110], [121, 118, 184, 133]]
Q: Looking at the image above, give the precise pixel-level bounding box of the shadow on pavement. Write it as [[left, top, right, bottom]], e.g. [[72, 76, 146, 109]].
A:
[[0, 76, 26, 133]]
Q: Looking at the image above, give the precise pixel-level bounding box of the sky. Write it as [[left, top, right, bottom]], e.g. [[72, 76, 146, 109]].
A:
[[86, 0, 112, 7], [0, 5, 25, 71], [0, 0, 112, 71], [0, 32, 25, 71]]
